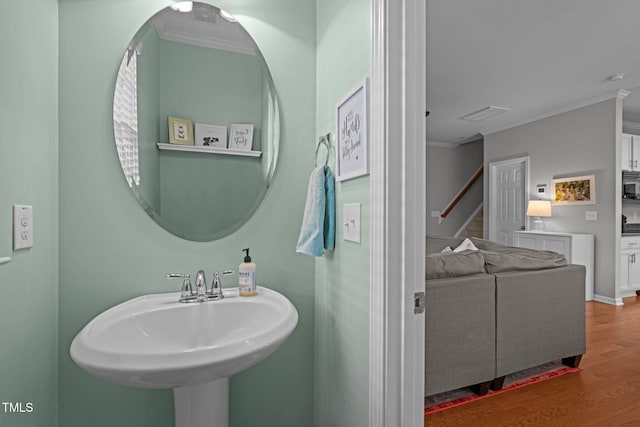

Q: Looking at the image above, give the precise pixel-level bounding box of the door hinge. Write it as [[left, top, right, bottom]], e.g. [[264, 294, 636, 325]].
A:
[[414, 292, 425, 314]]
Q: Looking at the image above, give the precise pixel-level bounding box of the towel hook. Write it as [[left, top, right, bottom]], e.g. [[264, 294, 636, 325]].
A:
[[315, 133, 331, 167]]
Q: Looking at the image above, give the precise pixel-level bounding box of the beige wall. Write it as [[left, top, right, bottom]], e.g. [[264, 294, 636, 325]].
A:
[[484, 98, 620, 300]]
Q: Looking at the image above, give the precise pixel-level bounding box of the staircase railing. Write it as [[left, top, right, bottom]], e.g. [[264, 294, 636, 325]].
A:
[[439, 164, 484, 224]]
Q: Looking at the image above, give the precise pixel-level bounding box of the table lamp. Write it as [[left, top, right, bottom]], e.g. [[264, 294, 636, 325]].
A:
[[526, 200, 552, 230]]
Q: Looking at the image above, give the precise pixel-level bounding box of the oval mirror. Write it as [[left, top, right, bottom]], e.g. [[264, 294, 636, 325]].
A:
[[113, 1, 279, 241]]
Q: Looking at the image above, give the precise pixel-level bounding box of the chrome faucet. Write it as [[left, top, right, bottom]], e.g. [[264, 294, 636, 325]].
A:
[[195, 270, 207, 302], [165, 270, 234, 303]]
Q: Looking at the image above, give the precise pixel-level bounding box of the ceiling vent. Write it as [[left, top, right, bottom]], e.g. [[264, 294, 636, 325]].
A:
[[460, 106, 510, 122]]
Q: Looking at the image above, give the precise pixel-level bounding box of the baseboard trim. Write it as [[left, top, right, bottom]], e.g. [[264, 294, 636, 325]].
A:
[[621, 289, 640, 299], [593, 294, 624, 306]]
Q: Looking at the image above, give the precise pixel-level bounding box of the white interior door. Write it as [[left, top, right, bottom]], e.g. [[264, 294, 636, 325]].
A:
[[489, 157, 528, 246]]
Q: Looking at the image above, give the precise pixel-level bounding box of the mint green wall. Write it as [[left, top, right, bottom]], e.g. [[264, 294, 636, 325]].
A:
[[159, 40, 264, 142], [159, 153, 265, 240], [58, 1, 316, 426], [157, 40, 266, 239], [314, 0, 371, 426], [0, 1, 59, 426], [135, 30, 269, 240]]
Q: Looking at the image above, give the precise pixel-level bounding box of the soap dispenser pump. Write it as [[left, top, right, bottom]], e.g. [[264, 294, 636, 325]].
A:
[[239, 248, 257, 296]]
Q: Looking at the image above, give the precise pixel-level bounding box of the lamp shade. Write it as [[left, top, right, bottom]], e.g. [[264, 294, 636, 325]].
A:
[[526, 200, 552, 217]]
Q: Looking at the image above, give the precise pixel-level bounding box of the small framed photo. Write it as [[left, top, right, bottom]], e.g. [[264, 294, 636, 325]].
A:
[[195, 123, 227, 149], [551, 175, 596, 205], [336, 78, 369, 181], [168, 116, 193, 145], [229, 124, 254, 151]]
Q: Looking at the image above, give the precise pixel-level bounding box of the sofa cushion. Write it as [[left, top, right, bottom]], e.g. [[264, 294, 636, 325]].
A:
[[426, 236, 464, 255], [471, 238, 568, 273], [426, 250, 486, 279]]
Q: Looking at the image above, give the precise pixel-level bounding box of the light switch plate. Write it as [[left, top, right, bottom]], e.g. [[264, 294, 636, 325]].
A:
[[585, 211, 598, 221], [13, 205, 33, 250], [343, 203, 361, 243]]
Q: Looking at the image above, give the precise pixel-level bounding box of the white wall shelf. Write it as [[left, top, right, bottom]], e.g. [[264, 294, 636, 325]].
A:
[[157, 143, 262, 158]]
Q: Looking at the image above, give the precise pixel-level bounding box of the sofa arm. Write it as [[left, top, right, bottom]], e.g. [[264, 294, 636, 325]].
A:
[[425, 273, 495, 396], [494, 265, 586, 377]]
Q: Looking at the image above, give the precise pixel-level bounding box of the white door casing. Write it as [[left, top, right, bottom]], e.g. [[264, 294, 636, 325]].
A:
[[369, 0, 426, 425], [488, 157, 529, 245]]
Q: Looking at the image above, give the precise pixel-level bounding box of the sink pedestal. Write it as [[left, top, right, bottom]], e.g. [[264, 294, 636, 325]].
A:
[[174, 378, 229, 427]]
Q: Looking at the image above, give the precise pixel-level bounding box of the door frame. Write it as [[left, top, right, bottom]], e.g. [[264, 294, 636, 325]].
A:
[[488, 156, 530, 242], [369, 0, 426, 425]]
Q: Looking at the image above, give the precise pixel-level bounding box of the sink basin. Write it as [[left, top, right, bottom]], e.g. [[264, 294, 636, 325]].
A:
[[70, 286, 298, 426]]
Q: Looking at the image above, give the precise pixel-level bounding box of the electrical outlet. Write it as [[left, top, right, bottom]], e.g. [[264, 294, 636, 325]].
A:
[[13, 205, 33, 250], [343, 203, 361, 243], [431, 211, 440, 218], [585, 211, 598, 221]]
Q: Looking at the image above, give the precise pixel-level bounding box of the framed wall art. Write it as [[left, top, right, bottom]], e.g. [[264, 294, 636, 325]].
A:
[[335, 78, 369, 181], [229, 124, 254, 151], [552, 175, 596, 205], [195, 123, 227, 149], [168, 116, 193, 145]]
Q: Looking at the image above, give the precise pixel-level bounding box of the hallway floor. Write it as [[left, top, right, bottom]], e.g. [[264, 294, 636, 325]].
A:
[[425, 297, 640, 426]]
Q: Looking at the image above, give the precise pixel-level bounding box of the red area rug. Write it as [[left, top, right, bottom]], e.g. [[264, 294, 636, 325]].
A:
[[424, 361, 582, 415]]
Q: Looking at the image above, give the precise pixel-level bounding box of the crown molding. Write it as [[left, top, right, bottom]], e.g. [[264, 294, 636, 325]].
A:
[[482, 90, 628, 137], [152, 19, 256, 56], [618, 89, 631, 99], [426, 140, 461, 148]]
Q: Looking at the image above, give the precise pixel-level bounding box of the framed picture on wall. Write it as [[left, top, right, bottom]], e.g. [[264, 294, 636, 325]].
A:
[[551, 175, 596, 205], [229, 124, 254, 151], [335, 78, 369, 181], [168, 116, 193, 145], [195, 123, 227, 148]]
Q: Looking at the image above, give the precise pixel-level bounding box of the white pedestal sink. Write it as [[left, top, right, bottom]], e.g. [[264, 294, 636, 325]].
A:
[[70, 286, 298, 427]]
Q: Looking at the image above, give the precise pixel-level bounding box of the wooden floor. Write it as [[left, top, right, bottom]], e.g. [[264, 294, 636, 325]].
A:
[[425, 297, 640, 426]]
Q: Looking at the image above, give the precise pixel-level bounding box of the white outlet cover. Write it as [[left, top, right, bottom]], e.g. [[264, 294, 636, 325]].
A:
[[585, 211, 598, 221], [343, 203, 361, 243], [13, 204, 33, 250]]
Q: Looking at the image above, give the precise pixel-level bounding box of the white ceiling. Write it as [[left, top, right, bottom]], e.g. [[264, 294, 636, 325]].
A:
[[426, 0, 640, 144]]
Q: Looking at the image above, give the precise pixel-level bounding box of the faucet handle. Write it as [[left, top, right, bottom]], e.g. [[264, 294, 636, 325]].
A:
[[165, 273, 193, 301], [209, 270, 234, 299]]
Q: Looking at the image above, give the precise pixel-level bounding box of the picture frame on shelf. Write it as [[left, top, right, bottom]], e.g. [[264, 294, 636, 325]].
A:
[[335, 78, 369, 181], [229, 124, 254, 151], [168, 116, 193, 145], [552, 174, 596, 205], [195, 123, 227, 149]]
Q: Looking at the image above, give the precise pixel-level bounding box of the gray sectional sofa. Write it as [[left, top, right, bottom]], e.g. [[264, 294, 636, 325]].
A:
[[425, 236, 586, 397]]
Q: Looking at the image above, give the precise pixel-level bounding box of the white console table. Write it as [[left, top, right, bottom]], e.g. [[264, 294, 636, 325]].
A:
[[513, 231, 594, 301]]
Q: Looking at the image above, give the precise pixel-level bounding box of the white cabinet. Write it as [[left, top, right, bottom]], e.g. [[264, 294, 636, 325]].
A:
[[513, 231, 595, 301], [622, 133, 640, 171], [620, 236, 640, 294]]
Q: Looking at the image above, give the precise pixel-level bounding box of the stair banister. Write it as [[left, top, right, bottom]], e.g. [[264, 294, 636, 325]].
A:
[[439, 165, 484, 223]]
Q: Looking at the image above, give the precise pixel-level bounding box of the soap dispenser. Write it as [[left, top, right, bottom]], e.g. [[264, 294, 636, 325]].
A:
[[239, 248, 257, 296]]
